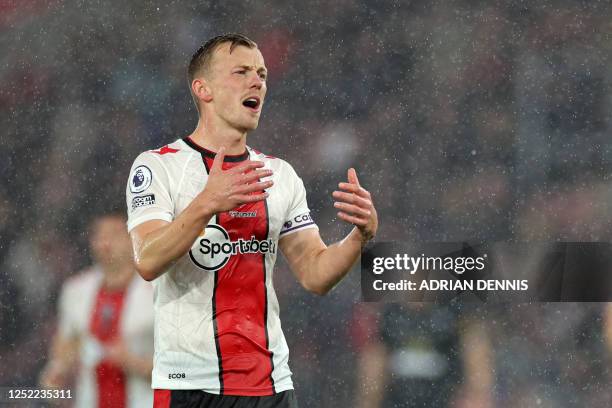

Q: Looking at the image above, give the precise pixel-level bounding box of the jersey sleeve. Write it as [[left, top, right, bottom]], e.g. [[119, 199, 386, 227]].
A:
[[126, 152, 174, 232], [279, 162, 318, 237], [57, 282, 78, 339]]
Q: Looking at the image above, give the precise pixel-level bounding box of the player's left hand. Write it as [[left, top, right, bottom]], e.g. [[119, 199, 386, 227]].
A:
[[332, 168, 378, 242], [105, 340, 131, 368]]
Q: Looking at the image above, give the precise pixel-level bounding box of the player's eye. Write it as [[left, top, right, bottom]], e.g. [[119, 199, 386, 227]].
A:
[[235, 70, 246, 75], [259, 73, 267, 81]]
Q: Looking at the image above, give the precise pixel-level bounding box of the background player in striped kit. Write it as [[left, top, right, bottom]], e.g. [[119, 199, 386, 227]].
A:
[[40, 212, 154, 408], [127, 33, 378, 408]]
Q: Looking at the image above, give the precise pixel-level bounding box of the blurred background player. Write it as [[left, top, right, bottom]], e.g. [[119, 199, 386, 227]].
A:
[[353, 303, 493, 408], [40, 212, 154, 408]]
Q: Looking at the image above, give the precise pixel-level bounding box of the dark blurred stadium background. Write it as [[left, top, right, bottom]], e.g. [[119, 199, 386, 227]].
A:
[[1, 1, 611, 407]]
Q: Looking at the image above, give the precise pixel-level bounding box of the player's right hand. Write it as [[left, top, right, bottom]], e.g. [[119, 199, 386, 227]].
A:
[[39, 361, 66, 388], [198, 146, 273, 214]]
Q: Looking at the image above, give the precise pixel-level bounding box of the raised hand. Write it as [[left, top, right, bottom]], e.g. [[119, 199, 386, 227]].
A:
[[332, 168, 378, 242], [198, 147, 273, 213]]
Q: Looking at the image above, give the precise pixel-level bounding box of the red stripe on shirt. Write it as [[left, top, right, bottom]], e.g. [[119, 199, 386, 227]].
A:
[[89, 287, 127, 408], [205, 156, 274, 396]]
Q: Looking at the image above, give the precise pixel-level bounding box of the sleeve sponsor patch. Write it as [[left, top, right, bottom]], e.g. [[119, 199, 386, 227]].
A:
[[131, 194, 156, 210], [280, 212, 316, 235], [130, 165, 153, 193]]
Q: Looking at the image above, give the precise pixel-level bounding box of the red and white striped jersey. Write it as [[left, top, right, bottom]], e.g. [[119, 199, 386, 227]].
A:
[[58, 267, 154, 408], [125, 138, 317, 396]]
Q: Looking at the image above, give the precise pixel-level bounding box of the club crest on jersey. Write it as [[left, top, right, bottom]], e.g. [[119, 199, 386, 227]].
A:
[[130, 165, 152, 193], [189, 224, 276, 271]]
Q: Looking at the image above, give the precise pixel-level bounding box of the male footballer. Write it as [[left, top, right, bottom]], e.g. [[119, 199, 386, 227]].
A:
[[41, 212, 154, 408], [126, 33, 378, 408]]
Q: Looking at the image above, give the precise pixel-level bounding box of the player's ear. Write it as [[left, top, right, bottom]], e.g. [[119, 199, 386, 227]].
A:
[[192, 78, 213, 103]]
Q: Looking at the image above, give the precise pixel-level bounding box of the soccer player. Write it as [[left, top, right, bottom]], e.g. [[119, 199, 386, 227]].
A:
[[126, 33, 378, 408], [354, 303, 493, 408], [40, 212, 154, 408]]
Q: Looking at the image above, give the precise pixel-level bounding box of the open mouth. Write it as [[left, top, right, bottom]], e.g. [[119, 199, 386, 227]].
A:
[[242, 97, 261, 111]]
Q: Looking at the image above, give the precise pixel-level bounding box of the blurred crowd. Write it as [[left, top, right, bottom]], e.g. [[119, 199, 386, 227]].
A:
[[2, 0, 612, 406]]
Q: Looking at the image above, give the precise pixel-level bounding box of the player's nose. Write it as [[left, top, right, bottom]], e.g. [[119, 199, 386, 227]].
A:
[[96, 236, 113, 249], [249, 73, 263, 89]]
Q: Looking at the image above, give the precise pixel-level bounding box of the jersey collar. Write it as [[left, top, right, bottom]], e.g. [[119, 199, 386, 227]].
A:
[[183, 137, 249, 162]]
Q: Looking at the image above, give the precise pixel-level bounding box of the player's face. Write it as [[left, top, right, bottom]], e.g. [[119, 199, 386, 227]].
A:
[[90, 216, 132, 267], [207, 44, 268, 132]]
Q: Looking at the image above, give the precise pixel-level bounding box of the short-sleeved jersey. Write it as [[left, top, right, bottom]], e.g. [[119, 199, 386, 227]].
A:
[[58, 267, 154, 408], [378, 304, 462, 408], [125, 138, 317, 396]]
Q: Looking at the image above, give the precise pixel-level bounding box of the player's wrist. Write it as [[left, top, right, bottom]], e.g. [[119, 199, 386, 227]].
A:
[[45, 359, 68, 374], [193, 191, 219, 218], [121, 354, 140, 373], [40, 360, 69, 385], [355, 225, 376, 245]]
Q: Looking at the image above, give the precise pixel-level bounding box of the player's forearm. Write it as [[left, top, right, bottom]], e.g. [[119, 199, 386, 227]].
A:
[[461, 321, 494, 402], [605, 304, 612, 353], [135, 200, 214, 281], [124, 354, 153, 379], [305, 227, 365, 295], [40, 335, 78, 387], [50, 334, 79, 369], [356, 342, 387, 408]]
